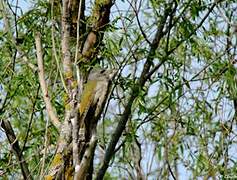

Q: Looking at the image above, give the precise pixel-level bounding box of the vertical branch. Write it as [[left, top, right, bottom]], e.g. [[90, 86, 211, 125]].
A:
[[75, 0, 83, 99], [51, 0, 68, 93], [35, 32, 61, 130], [132, 138, 145, 180], [62, 0, 73, 80], [62, 0, 80, 168], [74, 0, 83, 64], [57, 0, 75, 156], [40, 106, 50, 179], [73, 0, 84, 170]]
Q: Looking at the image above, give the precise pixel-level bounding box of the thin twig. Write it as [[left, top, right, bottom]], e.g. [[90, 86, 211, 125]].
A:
[[74, 0, 82, 64], [75, 0, 83, 98], [126, 0, 151, 45], [216, 5, 236, 27], [40, 106, 50, 179], [51, 0, 68, 93], [21, 85, 40, 154]]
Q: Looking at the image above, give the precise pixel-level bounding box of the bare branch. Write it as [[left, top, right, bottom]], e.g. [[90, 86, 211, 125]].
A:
[[132, 138, 145, 180], [35, 32, 61, 130], [62, 0, 73, 82], [40, 104, 50, 179], [74, 135, 97, 180], [1, 120, 32, 180]]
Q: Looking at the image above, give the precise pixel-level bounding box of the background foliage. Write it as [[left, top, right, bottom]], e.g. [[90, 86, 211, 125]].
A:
[[0, 0, 237, 179]]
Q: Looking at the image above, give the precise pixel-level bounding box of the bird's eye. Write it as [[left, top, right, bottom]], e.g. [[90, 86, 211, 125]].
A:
[[100, 69, 106, 74]]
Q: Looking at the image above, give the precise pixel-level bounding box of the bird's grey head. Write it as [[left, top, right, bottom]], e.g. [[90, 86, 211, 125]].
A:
[[88, 68, 117, 81]]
